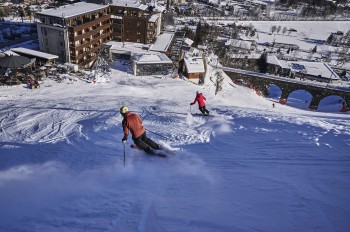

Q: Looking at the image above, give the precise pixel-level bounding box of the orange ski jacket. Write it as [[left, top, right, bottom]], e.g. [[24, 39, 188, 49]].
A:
[[122, 112, 145, 139]]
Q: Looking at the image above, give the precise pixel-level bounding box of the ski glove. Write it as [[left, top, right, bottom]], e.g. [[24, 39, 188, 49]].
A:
[[190, 103, 194, 105], [122, 136, 127, 143]]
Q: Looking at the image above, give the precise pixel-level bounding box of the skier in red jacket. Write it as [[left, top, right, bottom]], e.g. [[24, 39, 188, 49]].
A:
[[190, 91, 210, 115], [120, 106, 161, 155]]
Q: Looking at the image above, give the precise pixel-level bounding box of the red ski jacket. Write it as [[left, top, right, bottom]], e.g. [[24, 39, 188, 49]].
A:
[[122, 112, 145, 139], [191, 93, 206, 107]]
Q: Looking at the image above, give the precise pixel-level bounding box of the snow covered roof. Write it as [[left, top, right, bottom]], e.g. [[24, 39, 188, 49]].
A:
[[149, 33, 174, 53], [134, 53, 172, 64], [10, 47, 59, 60], [225, 39, 254, 50], [111, 15, 123, 19], [148, 14, 159, 23], [266, 55, 289, 69], [197, 45, 207, 50], [277, 59, 290, 70], [288, 61, 340, 80], [266, 54, 280, 66], [153, 4, 166, 13], [3, 50, 20, 56], [184, 57, 205, 74], [186, 48, 203, 58], [110, 0, 148, 10], [107, 41, 151, 55], [183, 38, 194, 47], [37, 2, 108, 18]]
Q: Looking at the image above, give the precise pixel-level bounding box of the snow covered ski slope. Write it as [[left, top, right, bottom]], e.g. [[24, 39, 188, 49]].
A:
[[0, 66, 349, 232]]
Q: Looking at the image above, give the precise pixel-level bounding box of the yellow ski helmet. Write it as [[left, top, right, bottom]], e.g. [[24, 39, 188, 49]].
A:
[[120, 106, 128, 114]]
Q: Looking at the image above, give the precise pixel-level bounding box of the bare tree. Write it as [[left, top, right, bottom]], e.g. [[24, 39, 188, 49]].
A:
[[282, 27, 287, 35], [277, 25, 281, 34], [270, 25, 277, 34]]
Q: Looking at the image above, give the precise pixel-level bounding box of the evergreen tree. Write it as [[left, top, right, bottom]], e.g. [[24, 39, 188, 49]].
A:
[[326, 34, 334, 44], [183, 26, 195, 41], [194, 21, 202, 46], [312, 45, 317, 53], [257, 52, 268, 73]]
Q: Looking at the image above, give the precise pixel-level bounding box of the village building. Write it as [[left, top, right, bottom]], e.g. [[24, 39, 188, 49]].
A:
[[227, 52, 340, 84], [0, 52, 37, 85], [132, 53, 173, 76], [35, 2, 111, 68], [108, 0, 162, 44], [10, 47, 59, 66], [106, 41, 151, 61], [287, 61, 341, 83], [180, 37, 194, 55], [170, 31, 186, 63], [266, 54, 290, 76], [264, 54, 340, 83], [181, 47, 206, 84], [149, 32, 174, 57], [225, 38, 256, 52], [272, 42, 299, 50]]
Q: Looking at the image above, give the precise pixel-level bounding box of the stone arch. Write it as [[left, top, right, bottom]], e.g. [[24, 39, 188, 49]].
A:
[[268, 84, 282, 99], [223, 68, 350, 112], [288, 89, 313, 109], [318, 95, 347, 112]]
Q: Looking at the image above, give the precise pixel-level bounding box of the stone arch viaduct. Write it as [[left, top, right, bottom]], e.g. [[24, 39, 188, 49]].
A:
[[218, 66, 350, 112]]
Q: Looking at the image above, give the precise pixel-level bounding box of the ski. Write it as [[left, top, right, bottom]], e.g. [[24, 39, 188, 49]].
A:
[[130, 144, 168, 158], [192, 113, 215, 117]]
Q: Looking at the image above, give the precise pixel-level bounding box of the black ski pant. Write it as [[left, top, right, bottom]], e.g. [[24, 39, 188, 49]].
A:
[[133, 132, 160, 154], [199, 106, 209, 115]]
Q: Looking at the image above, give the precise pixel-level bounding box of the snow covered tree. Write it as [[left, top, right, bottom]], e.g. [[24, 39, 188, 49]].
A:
[[214, 71, 224, 95], [282, 27, 287, 34]]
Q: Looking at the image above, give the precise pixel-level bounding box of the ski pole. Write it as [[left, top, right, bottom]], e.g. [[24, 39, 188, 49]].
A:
[[145, 129, 172, 141], [123, 142, 126, 167], [190, 105, 192, 113]]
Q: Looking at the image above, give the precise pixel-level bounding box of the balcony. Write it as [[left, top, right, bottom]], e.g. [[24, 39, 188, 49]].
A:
[[69, 24, 111, 42], [68, 15, 111, 32]]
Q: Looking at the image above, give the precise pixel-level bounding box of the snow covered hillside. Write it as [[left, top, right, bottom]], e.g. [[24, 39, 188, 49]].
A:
[[0, 66, 349, 232]]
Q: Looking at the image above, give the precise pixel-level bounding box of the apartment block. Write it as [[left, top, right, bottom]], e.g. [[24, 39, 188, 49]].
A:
[[108, 0, 162, 44], [35, 2, 111, 68]]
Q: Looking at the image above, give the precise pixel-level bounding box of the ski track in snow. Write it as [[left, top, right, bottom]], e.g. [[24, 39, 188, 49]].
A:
[[0, 69, 350, 231]]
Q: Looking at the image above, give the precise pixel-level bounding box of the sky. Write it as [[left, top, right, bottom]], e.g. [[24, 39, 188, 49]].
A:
[[0, 62, 349, 232]]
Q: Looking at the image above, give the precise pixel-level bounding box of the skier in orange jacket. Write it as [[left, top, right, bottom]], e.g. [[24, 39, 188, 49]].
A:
[[120, 106, 161, 154]]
